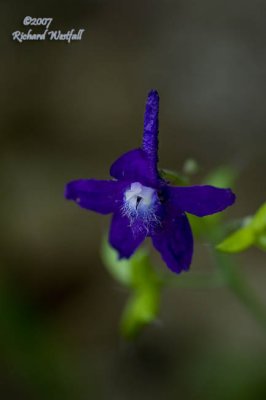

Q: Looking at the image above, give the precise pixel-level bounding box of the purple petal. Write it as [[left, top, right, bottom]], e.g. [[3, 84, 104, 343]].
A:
[[109, 211, 146, 258], [167, 185, 236, 217], [152, 213, 193, 273], [110, 148, 158, 187], [65, 179, 127, 214], [142, 90, 159, 170], [110, 90, 162, 186]]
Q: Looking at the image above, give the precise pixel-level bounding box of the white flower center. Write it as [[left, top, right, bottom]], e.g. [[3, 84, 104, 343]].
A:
[[122, 182, 161, 235], [125, 182, 155, 210]]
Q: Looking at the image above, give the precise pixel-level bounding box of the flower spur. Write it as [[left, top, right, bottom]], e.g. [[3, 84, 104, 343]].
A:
[[65, 90, 235, 273]]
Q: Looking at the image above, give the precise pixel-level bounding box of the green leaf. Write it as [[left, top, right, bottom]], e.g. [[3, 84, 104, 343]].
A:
[[130, 252, 161, 288], [101, 237, 162, 339], [251, 202, 266, 233], [256, 233, 266, 251], [217, 225, 255, 253], [120, 251, 162, 339], [120, 284, 161, 339], [159, 168, 188, 186], [216, 202, 266, 253]]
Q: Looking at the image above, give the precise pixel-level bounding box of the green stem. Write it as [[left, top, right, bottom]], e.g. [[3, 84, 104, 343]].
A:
[[213, 250, 266, 331]]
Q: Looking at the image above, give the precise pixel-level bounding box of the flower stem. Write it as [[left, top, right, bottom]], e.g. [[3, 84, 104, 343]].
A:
[[213, 250, 266, 332]]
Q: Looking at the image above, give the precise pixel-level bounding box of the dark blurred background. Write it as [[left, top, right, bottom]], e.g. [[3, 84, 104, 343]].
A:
[[0, 0, 266, 399]]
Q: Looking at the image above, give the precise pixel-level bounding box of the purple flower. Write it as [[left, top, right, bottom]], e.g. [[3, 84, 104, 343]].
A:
[[65, 90, 235, 273]]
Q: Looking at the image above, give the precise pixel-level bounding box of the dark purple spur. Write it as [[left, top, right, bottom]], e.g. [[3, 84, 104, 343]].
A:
[[65, 90, 235, 273]]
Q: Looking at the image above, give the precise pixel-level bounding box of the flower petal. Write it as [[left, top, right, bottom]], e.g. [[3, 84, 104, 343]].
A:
[[65, 179, 127, 214], [110, 90, 162, 186], [110, 148, 158, 187], [142, 89, 159, 170], [109, 211, 146, 258], [151, 213, 193, 273], [167, 185, 235, 217]]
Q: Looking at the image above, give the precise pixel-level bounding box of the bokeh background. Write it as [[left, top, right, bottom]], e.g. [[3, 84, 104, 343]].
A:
[[1, 0, 266, 398]]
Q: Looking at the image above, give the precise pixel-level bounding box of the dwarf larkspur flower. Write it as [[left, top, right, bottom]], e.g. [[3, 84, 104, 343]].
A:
[[65, 90, 235, 273]]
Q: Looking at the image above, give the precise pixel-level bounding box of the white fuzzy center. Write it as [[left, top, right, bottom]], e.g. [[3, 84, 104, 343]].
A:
[[122, 182, 161, 235], [125, 182, 155, 210]]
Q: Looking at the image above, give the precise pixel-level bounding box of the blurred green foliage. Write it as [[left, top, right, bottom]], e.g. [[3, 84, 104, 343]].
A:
[[101, 162, 266, 338], [204, 166, 237, 189], [217, 225, 255, 253], [102, 239, 162, 339], [217, 202, 266, 253]]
